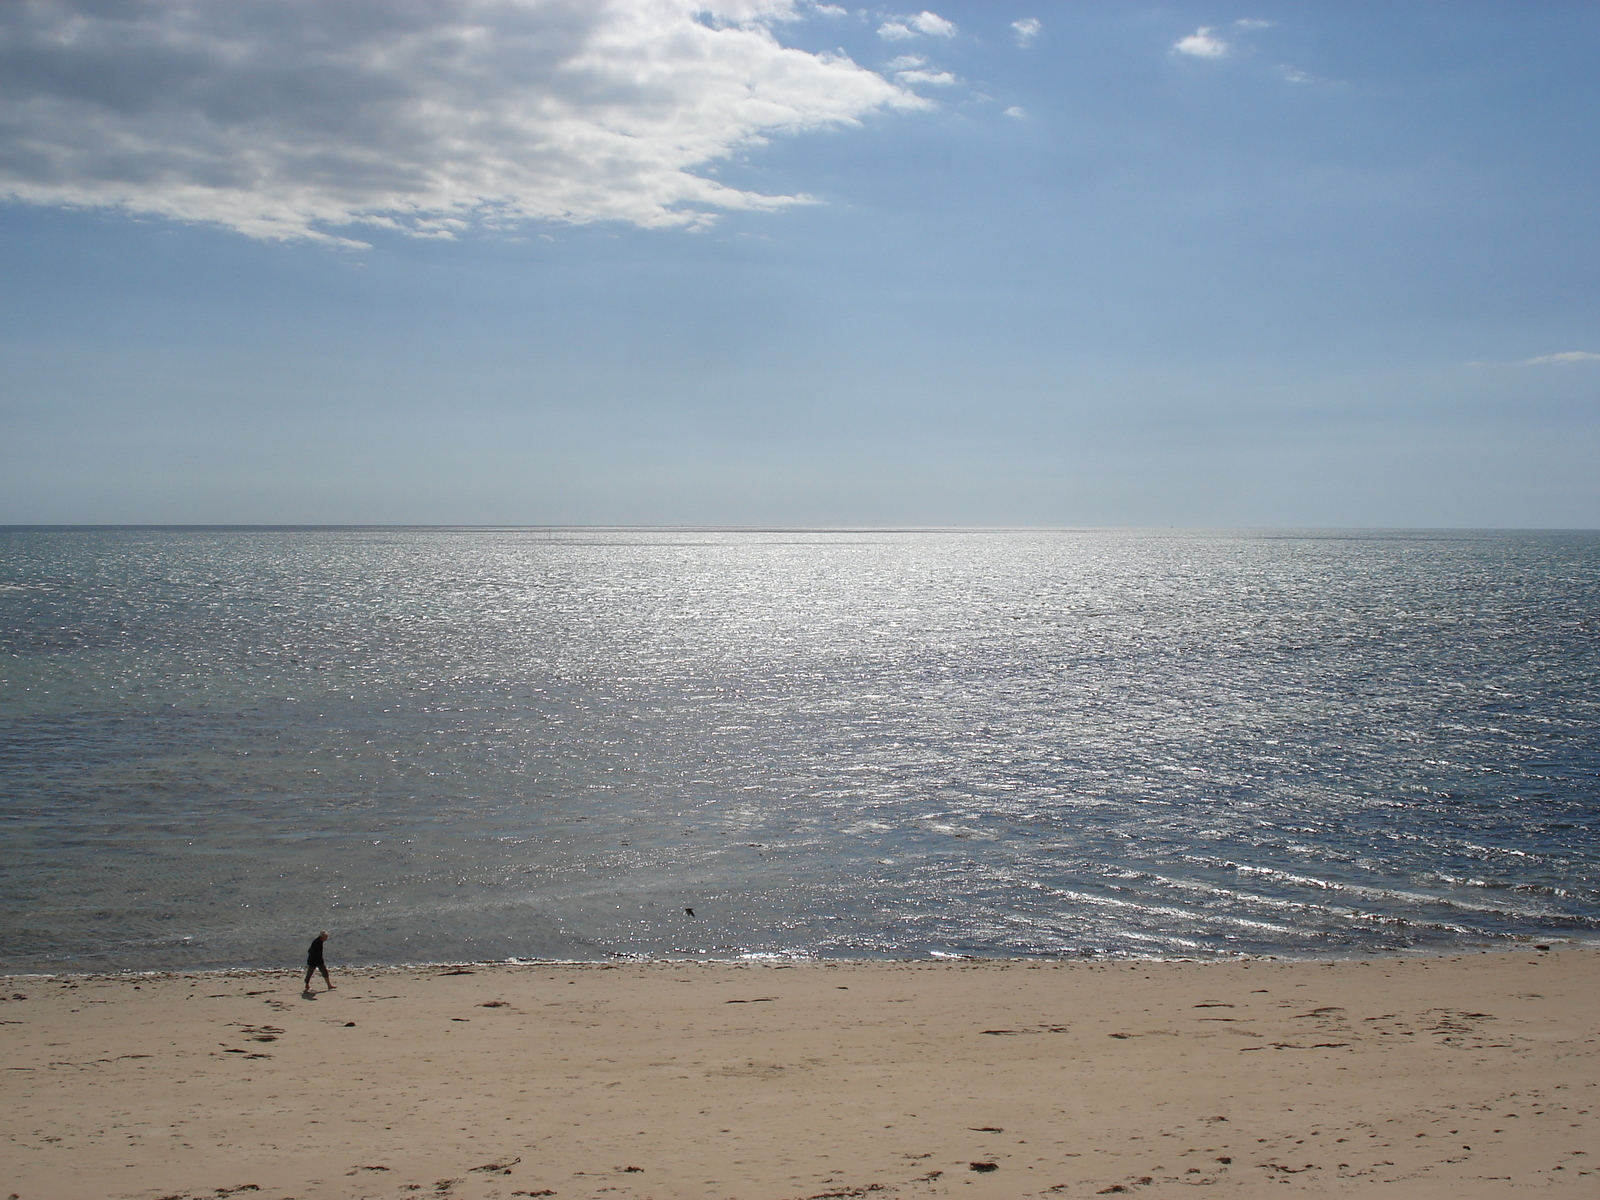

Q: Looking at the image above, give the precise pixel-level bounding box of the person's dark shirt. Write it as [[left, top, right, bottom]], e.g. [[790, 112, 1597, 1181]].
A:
[[307, 938, 325, 967]]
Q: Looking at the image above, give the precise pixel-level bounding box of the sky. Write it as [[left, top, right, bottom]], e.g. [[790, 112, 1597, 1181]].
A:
[[1, 0, 1597, 528]]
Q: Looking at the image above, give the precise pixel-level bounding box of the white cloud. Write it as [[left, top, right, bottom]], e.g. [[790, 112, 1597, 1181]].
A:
[[886, 54, 928, 69], [1003, 106, 1027, 119], [810, 3, 848, 13], [896, 69, 958, 87], [1278, 65, 1314, 84], [1011, 18, 1042, 46], [0, 0, 924, 244], [879, 11, 956, 40], [1233, 18, 1273, 30], [1523, 351, 1600, 365], [1174, 26, 1229, 58], [908, 11, 957, 36]]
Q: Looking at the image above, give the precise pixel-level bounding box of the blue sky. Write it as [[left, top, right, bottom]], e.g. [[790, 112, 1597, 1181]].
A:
[[2, 0, 1596, 526]]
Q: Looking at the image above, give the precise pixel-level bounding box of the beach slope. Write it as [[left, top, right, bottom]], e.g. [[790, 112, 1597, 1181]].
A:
[[2, 950, 1595, 1199]]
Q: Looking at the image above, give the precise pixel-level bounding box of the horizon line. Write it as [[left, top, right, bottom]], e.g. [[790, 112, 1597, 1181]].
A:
[[4, 524, 1597, 534]]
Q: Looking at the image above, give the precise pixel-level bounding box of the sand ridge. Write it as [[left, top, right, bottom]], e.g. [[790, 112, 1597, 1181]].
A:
[[2, 950, 1596, 1199]]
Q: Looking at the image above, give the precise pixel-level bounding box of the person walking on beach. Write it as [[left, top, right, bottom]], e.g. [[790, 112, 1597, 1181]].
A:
[[303, 931, 334, 992]]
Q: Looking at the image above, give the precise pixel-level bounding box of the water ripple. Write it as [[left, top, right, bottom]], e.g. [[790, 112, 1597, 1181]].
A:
[[2, 526, 1598, 969]]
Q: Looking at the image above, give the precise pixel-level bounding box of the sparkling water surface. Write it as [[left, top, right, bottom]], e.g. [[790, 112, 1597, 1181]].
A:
[[2, 526, 1597, 971]]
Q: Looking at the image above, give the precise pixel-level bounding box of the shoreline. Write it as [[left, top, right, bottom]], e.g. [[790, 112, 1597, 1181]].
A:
[[3, 934, 1591, 982], [5, 949, 1598, 1199]]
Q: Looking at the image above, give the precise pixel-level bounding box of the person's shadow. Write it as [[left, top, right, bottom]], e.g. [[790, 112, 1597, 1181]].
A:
[[301, 989, 318, 999]]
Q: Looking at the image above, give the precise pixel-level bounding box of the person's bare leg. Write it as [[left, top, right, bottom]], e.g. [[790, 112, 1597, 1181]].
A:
[[320, 965, 334, 990], [303, 968, 314, 992]]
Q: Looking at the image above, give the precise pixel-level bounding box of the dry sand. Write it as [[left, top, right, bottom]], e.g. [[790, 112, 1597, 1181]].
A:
[[2, 950, 1596, 1200]]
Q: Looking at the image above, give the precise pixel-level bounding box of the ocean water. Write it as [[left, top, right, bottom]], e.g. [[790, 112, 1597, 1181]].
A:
[[1, 526, 1597, 972]]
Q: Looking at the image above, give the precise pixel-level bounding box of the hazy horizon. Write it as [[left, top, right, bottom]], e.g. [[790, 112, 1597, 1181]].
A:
[[7, 524, 1600, 533]]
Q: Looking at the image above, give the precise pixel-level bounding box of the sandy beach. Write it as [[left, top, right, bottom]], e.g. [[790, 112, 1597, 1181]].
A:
[[2, 949, 1596, 1200]]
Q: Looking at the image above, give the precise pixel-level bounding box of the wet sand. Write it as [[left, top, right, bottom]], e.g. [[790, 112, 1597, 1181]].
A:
[[2, 949, 1596, 1199]]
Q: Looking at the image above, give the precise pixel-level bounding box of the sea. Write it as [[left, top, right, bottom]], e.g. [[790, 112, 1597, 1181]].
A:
[[2, 526, 1597, 973]]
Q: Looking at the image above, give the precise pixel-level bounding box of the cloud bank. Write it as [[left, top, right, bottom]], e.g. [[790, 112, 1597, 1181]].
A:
[[1524, 351, 1600, 365], [0, 0, 922, 243]]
